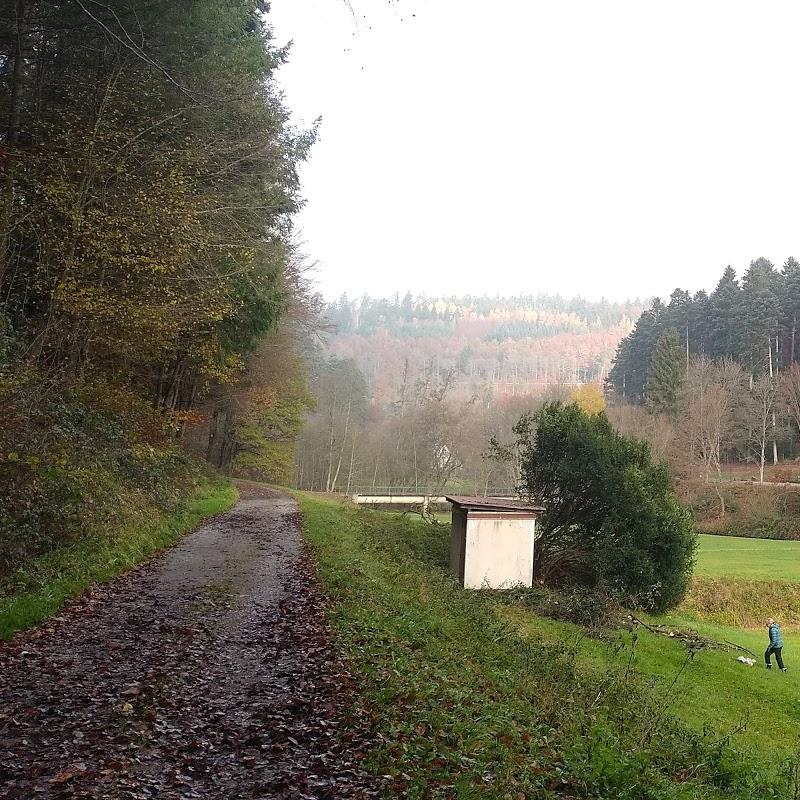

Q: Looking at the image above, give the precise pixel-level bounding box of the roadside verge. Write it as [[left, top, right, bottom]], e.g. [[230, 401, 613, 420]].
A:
[[0, 479, 237, 639]]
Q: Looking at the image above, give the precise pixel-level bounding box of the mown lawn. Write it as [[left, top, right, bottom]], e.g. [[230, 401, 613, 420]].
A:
[[695, 533, 800, 582], [299, 495, 795, 798]]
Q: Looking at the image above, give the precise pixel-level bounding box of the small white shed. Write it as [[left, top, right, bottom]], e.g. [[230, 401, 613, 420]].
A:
[[446, 496, 544, 589]]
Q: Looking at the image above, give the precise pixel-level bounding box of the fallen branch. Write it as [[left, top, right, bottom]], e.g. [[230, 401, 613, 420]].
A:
[[626, 615, 757, 657]]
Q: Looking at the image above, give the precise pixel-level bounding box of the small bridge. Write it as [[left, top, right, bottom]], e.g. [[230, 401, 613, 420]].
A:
[[351, 493, 518, 511]]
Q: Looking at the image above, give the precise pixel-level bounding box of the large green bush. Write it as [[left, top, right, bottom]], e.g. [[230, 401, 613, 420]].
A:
[[516, 401, 696, 612]]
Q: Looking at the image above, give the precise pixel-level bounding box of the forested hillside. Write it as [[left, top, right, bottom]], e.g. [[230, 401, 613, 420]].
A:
[[609, 258, 799, 401], [295, 294, 638, 493], [607, 257, 800, 535], [326, 293, 640, 400], [0, 2, 312, 573]]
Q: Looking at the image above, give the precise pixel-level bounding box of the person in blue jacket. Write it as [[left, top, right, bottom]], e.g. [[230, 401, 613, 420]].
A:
[[765, 618, 787, 671]]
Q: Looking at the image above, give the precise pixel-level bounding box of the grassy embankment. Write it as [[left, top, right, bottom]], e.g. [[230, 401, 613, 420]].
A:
[[687, 478, 800, 540], [300, 494, 798, 798], [505, 532, 800, 759], [0, 480, 237, 640]]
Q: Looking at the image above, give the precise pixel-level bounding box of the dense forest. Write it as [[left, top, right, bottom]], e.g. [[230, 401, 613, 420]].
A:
[[0, 2, 313, 571], [295, 294, 633, 493], [608, 257, 800, 401], [602, 257, 800, 536]]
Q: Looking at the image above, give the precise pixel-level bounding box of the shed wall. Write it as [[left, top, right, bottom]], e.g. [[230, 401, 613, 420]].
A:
[[449, 506, 468, 583], [462, 516, 535, 589]]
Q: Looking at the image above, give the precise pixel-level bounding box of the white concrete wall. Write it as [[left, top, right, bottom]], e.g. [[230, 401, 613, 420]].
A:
[[462, 515, 535, 589]]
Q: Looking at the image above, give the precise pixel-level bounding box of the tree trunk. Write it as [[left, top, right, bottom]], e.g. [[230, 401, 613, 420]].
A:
[[345, 437, 356, 495], [768, 341, 778, 466], [330, 397, 351, 493], [714, 465, 726, 518], [0, 0, 27, 292], [324, 393, 337, 493], [206, 406, 228, 469], [685, 323, 689, 379], [773, 415, 778, 466]]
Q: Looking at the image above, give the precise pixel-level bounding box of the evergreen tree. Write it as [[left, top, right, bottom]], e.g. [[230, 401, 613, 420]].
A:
[[739, 257, 781, 375], [515, 402, 695, 611], [781, 256, 800, 364], [646, 328, 684, 414], [706, 266, 741, 359], [608, 298, 664, 402], [690, 290, 711, 354], [665, 289, 691, 365]]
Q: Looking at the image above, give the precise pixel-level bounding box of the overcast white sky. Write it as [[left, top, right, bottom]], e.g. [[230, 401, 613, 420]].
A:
[[268, 0, 800, 302]]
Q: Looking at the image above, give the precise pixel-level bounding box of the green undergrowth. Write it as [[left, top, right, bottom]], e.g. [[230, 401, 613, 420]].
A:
[[0, 479, 237, 639], [686, 481, 800, 540], [299, 496, 796, 799], [682, 576, 800, 629]]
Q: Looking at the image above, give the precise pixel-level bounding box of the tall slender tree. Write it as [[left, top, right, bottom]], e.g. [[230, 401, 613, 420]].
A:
[[781, 256, 800, 365], [608, 298, 664, 402], [706, 266, 741, 360], [646, 328, 685, 415], [739, 258, 781, 376]]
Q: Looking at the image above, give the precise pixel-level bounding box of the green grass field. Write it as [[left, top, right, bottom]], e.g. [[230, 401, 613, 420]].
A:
[[695, 533, 800, 581], [301, 497, 800, 797], [504, 604, 800, 759], [528, 531, 800, 757]]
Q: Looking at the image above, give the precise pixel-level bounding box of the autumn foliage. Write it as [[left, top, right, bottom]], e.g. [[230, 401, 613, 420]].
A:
[[0, 3, 311, 571]]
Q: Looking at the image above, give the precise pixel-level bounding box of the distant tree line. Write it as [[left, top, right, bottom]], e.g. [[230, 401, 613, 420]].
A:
[[327, 292, 640, 337], [322, 293, 641, 406], [605, 258, 800, 508], [295, 353, 610, 497], [609, 257, 800, 401]]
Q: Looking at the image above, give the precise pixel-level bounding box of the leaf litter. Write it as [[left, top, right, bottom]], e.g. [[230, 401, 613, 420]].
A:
[[0, 485, 379, 799]]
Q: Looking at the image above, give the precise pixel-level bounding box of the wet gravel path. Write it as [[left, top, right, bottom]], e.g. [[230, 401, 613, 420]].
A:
[[0, 484, 377, 799]]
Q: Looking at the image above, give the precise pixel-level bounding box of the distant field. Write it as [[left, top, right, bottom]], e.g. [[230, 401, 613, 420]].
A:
[[695, 533, 800, 582], [420, 523, 800, 583]]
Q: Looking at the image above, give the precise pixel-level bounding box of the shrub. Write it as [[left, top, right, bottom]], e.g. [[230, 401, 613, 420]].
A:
[[684, 480, 800, 539], [501, 585, 620, 631], [516, 402, 696, 612]]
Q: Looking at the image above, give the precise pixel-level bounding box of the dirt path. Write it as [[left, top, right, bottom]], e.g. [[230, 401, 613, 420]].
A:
[[0, 485, 377, 799]]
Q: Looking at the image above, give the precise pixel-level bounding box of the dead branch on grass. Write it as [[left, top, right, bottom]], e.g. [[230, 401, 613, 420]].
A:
[[627, 615, 757, 657]]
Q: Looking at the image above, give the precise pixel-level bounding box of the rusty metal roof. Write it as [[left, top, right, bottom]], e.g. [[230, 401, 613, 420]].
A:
[[445, 496, 544, 513]]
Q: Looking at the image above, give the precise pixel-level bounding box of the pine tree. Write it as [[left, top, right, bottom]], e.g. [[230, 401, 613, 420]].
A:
[[706, 266, 741, 359], [646, 328, 684, 414], [740, 258, 781, 376], [781, 256, 800, 364], [690, 290, 710, 354], [608, 298, 665, 402]]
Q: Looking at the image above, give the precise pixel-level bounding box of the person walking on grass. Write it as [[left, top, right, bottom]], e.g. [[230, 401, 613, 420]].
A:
[[765, 618, 787, 672]]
